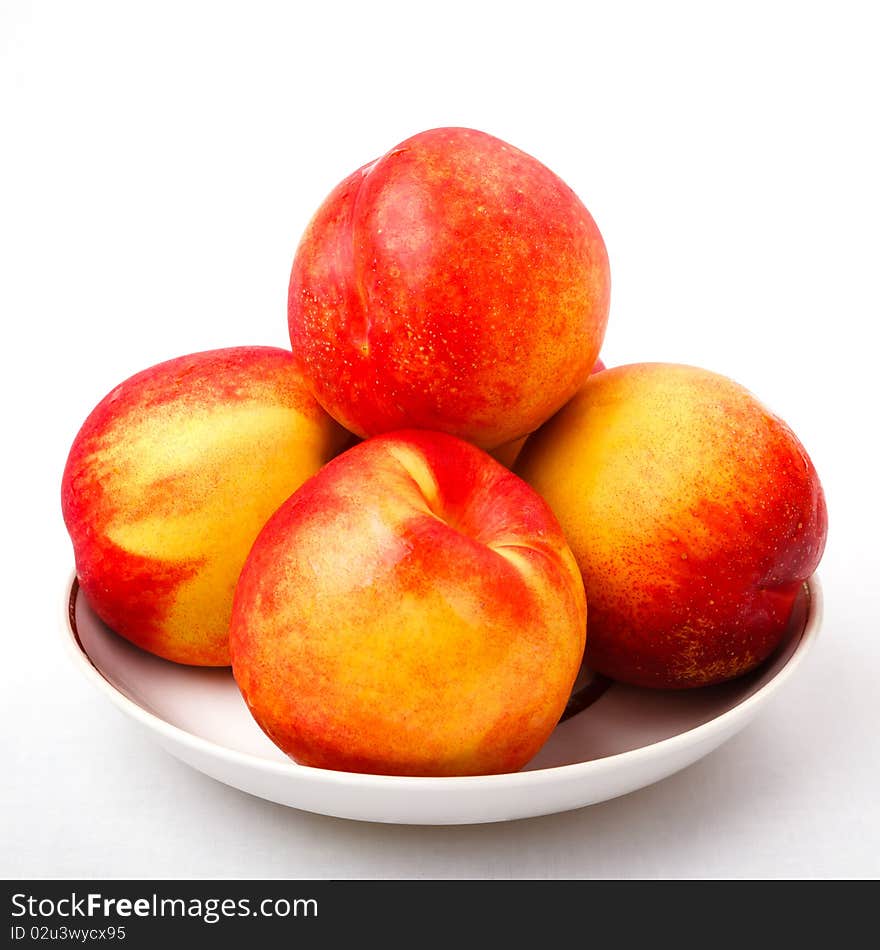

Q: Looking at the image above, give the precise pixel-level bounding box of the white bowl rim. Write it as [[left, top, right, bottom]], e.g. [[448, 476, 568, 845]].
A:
[[60, 570, 823, 791]]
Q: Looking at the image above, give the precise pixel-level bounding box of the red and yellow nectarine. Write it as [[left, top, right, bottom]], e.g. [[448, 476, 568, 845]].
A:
[[516, 363, 827, 688], [62, 347, 348, 666], [230, 430, 587, 776], [288, 127, 610, 449]]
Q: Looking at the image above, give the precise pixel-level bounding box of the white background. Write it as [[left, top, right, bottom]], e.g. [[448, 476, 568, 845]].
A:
[[2, 1, 878, 878]]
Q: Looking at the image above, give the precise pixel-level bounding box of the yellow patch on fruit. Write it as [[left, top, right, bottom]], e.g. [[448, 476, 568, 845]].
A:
[[521, 364, 751, 568], [94, 402, 331, 651]]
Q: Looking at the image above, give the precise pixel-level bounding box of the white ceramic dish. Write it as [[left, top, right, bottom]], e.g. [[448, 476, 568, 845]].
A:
[[62, 572, 822, 825]]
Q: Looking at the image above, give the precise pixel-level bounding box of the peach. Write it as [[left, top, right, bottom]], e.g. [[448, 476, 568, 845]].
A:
[[61, 347, 348, 666], [288, 127, 610, 449], [516, 363, 827, 688], [230, 430, 586, 776]]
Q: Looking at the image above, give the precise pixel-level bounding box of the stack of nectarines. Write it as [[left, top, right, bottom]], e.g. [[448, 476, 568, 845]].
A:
[[62, 127, 827, 777]]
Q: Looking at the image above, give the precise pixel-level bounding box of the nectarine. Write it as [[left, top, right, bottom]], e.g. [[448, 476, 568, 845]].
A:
[[516, 363, 827, 688], [62, 347, 348, 666], [230, 430, 586, 775], [288, 127, 610, 449]]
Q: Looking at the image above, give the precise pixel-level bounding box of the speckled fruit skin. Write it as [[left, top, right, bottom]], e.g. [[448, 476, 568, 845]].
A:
[[62, 347, 349, 666], [490, 357, 607, 468], [288, 127, 610, 450], [230, 430, 587, 776], [515, 363, 827, 689]]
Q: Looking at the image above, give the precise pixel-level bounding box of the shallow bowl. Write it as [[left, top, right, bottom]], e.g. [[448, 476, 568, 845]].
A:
[[62, 573, 821, 824]]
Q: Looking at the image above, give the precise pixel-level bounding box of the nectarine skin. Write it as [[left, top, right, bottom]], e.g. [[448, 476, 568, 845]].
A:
[[490, 357, 607, 467], [230, 430, 587, 776], [62, 347, 348, 666], [288, 127, 610, 449], [516, 363, 827, 689]]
